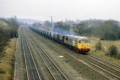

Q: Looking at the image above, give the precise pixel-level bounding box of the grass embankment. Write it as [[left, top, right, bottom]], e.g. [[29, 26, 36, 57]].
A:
[[90, 37, 120, 65], [0, 38, 16, 80]]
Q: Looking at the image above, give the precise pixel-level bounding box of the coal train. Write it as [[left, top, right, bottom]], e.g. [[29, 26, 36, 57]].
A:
[[30, 27, 91, 54]]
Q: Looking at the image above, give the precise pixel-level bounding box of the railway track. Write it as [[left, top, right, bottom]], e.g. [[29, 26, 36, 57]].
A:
[[21, 27, 69, 80], [28, 27, 120, 80], [30, 39, 69, 80], [40, 37, 120, 78], [20, 28, 42, 80], [43, 39, 120, 80], [88, 55, 120, 70]]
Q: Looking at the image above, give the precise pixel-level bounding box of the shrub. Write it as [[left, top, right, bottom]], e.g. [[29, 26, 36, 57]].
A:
[[95, 41, 102, 50], [0, 68, 5, 74], [116, 54, 120, 59], [108, 45, 118, 57]]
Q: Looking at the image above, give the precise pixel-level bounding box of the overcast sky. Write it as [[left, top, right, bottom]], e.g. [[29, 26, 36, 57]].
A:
[[0, 0, 120, 21]]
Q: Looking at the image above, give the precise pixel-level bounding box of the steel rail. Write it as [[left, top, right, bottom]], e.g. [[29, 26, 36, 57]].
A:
[[20, 28, 42, 80], [30, 38, 69, 80], [25, 38, 42, 80], [21, 38, 30, 80]]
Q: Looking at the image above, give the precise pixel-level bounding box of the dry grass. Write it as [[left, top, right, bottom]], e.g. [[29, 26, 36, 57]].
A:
[[0, 38, 16, 80], [90, 37, 120, 65], [0, 20, 9, 30]]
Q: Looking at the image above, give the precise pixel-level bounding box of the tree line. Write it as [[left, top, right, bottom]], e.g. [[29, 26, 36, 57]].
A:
[[53, 20, 120, 40], [75, 20, 120, 40]]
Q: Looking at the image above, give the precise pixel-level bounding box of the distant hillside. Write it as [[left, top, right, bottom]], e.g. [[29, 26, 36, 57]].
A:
[[0, 20, 9, 29], [17, 18, 44, 25], [0, 18, 19, 51]]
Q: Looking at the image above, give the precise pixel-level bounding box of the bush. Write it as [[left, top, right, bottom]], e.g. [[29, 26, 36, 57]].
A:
[[95, 41, 102, 50], [108, 45, 118, 58], [0, 68, 5, 74]]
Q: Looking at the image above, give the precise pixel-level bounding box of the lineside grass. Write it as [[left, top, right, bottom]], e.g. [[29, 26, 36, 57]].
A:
[[89, 37, 120, 65], [0, 38, 16, 80]]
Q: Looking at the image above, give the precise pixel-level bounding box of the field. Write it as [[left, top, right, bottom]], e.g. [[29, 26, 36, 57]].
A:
[[0, 38, 16, 80], [90, 37, 120, 65]]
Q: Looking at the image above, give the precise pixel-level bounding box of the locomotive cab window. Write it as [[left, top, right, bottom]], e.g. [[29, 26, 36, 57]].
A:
[[78, 40, 81, 43], [81, 39, 90, 43]]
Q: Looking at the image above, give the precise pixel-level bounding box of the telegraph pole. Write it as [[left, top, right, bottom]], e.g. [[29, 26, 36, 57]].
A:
[[51, 16, 54, 32]]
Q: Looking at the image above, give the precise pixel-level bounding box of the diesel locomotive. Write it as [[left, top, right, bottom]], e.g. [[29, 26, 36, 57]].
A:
[[30, 27, 91, 54]]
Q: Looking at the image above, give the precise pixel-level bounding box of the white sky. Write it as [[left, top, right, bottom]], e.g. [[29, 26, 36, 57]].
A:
[[0, 0, 120, 21]]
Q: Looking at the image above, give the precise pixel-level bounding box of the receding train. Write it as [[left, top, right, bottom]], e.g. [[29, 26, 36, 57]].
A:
[[30, 27, 91, 54]]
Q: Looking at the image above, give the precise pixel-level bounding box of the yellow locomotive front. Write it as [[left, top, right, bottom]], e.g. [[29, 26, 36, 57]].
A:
[[77, 37, 90, 53]]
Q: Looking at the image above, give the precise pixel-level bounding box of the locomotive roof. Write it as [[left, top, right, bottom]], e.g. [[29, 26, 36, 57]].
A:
[[67, 35, 89, 40]]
